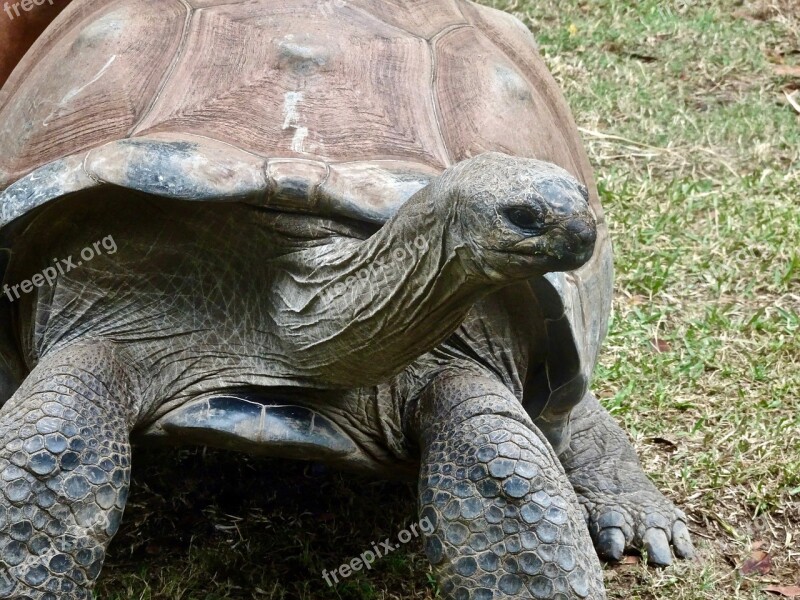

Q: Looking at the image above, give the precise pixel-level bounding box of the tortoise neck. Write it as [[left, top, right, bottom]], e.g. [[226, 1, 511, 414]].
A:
[[271, 186, 490, 388]]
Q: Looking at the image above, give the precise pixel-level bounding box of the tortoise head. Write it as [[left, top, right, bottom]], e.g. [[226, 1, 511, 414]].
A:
[[437, 152, 597, 282]]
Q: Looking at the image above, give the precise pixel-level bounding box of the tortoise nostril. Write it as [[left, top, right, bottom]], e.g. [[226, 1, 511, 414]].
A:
[[565, 219, 597, 247], [504, 206, 542, 233]]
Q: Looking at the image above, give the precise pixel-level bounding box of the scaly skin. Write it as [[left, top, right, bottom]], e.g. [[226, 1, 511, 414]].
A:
[[0, 343, 139, 599], [411, 372, 605, 600], [557, 393, 694, 566]]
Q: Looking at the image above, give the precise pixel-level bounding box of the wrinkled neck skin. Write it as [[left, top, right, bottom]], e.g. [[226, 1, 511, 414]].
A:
[[270, 186, 495, 387]]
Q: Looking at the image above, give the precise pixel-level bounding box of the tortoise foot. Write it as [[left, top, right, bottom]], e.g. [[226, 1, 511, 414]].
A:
[[558, 394, 695, 566]]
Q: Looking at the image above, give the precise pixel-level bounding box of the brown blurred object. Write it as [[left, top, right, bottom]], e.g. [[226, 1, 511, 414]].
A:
[[0, 0, 73, 88]]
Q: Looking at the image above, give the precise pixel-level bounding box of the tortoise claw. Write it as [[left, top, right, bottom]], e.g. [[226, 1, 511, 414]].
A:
[[643, 528, 672, 567], [557, 393, 695, 568], [672, 520, 696, 559], [597, 527, 625, 562]]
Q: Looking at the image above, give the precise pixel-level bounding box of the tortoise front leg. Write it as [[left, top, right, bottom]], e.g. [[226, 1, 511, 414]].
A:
[[0, 343, 140, 599], [409, 372, 605, 600]]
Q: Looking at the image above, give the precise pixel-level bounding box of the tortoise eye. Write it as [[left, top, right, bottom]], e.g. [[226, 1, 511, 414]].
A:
[[503, 206, 543, 233]]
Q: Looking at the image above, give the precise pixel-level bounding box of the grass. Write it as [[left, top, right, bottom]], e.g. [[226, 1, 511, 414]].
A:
[[96, 0, 799, 598]]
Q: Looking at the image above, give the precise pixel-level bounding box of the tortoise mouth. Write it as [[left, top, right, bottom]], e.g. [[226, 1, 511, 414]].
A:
[[489, 223, 596, 273], [491, 247, 591, 274]]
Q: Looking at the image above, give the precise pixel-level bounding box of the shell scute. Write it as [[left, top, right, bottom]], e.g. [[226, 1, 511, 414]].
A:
[[132, 0, 448, 168], [85, 135, 269, 201], [433, 25, 577, 174], [0, 0, 188, 188], [459, 2, 599, 209]]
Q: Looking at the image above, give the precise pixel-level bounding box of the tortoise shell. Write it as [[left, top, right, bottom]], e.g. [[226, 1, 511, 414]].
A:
[[0, 0, 613, 420]]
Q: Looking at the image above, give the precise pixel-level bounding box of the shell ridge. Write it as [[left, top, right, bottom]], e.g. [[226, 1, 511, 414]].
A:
[[310, 161, 332, 211], [79, 149, 103, 186], [430, 23, 475, 44], [452, 0, 469, 21]]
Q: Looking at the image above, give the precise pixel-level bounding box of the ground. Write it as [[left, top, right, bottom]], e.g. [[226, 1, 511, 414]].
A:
[[96, 0, 799, 598]]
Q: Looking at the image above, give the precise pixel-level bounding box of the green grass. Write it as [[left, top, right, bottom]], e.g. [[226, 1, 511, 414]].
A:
[[97, 1, 799, 598]]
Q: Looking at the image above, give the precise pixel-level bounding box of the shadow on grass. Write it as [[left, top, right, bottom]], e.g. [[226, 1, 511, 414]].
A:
[[99, 447, 433, 600]]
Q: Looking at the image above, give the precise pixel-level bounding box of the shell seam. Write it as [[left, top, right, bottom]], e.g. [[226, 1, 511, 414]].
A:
[[427, 25, 473, 169], [128, 0, 196, 138]]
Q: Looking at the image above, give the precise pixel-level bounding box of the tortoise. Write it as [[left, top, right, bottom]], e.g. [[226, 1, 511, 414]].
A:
[[0, 0, 695, 598]]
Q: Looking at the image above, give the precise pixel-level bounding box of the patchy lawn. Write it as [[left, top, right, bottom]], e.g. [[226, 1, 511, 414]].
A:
[[97, 0, 799, 598]]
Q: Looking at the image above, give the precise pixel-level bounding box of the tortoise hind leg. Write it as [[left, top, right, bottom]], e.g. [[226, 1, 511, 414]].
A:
[[409, 372, 605, 600], [0, 343, 140, 599]]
